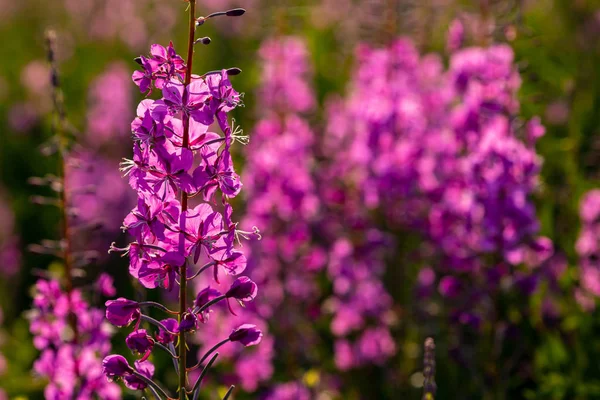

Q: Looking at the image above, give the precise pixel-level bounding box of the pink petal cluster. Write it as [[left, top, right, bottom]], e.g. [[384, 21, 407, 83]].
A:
[[29, 280, 120, 399], [104, 38, 261, 395], [576, 190, 600, 310]]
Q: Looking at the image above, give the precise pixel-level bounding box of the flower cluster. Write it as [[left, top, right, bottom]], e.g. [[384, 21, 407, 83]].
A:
[[30, 280, 119, 398], [103, 7, 262, 398], [325, 37, 553, 326], [576, 190, 600, 310], [26, 30, 121, 399], [226, 28, 556, 395]]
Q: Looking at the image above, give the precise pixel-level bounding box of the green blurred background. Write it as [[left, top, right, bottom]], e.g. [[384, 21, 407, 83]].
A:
[[1, 0, 600, 399]]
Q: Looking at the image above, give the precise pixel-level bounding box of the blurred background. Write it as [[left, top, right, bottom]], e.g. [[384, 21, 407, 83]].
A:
[[1, 0, 600, 399]]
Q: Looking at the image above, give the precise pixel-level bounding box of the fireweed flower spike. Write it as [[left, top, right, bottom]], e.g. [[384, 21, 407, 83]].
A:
[[104, 3, 260, 399], [26, 30, 120, 398]]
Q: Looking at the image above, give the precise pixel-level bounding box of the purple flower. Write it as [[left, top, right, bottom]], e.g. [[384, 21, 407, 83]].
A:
[[229, 324, 263, 347], [194, 286, 222, 315], [132, 42, 186, 95], [226, 276, 258, 302], [138, 251, 185, 291], [132, 56, 154, 94], [95, 273, 116, 297], [143, 145, 195, 200], [225, 276, 258, 315], [206, 69, 242, 114], [125, 329, 154, 360], [179, 311, 199, 332], [211, 250, 247, 283], [152, 79, 212, 125], [102, 355, 133, 379], [155, 318, 179, 345], [182, 203, 224, 262], [105, 298, 140, 327], [122, 195, 166, 241], [123, 360, 155, 390], [193, 146, 242, 200]]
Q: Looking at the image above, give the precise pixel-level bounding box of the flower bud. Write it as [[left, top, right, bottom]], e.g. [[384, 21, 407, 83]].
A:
[[124, 360, 155, 391], [225, 276, 257, 302], [229, 324, 262, 347], [125, 329, 154, 357], [102, 355, 133, 379], [105, 298, 140, 327], [194, 286, 222, 309], [155, 318, 179, 345], [179, 311, 198, 332], [226, 8, 246, 16]]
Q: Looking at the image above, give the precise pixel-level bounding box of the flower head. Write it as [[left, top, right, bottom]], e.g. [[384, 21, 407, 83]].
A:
[[155, 318, 179, 345], [229, 324, 263, 347], [102, 355, 133, 380], [123, 360, 155, 391], [125, 329, 154, 359], [105, 298, 140, 327]]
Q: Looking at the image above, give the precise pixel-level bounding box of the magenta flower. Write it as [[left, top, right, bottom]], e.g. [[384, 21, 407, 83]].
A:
[[126, 329, 154, 361], [106, 8, 257, 395], [105, 298, 140, 327], [182, 203, 224, 262], [152, 79, 212, 125], [193, 146, 242, 200], [225, 276, 257, 315], [131, 99, 165, 146], [155, 318, 179, 345], [206, 69, 242, 114], [144, 146, 195, 200], [211, 250, 247, 283], [102, 355, 133, 379], [194, 286, 222, 309], [132, 56, 154, 94], [226, 276, 258, 302], [194, 286, 222, 322], [122, 195, 166, 242], [149, 42, 185, 89], [229, 324, 263, 347], [95, 273, 117, 297], [124, 360, 155, 391], [179, 310, 199, 332], [132, 42, 186, 95], [138, 252, 185, 291]]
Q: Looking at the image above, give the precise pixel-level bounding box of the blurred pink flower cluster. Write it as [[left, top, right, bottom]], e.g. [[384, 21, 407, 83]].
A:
[[576, 190, 600, 310], [200, 27, 563, 395]]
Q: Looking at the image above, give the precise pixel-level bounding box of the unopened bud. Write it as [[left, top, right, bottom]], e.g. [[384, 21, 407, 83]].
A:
[[195, 37, 211, 45], [227, 67, 242, 76], [226, 8, 245, 16]]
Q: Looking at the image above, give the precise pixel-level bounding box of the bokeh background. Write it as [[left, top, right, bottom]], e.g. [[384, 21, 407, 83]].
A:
[[1, 0, 600, 399]]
